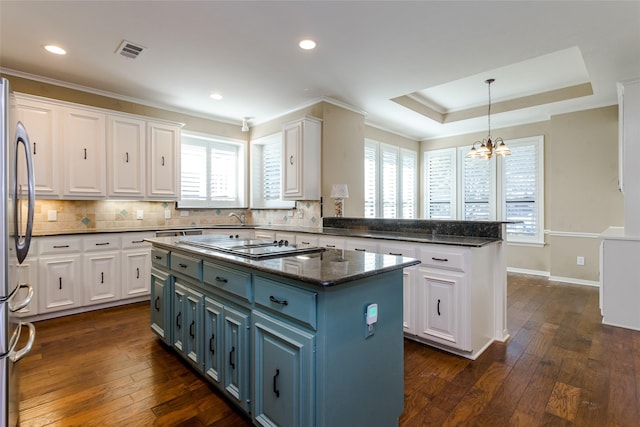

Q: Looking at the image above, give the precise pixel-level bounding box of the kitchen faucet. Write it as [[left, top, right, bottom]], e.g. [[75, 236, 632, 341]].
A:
[[228, 212, 246, 225]]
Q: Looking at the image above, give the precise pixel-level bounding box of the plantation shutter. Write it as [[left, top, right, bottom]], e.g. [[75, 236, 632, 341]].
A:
[[401, 149, 417, 219], [181, 141, 207, 200], [425, 149, 456, 219], [381, 144, 398, 218], [262, 142, 281, 201], [364, 141, 378, 218], [210, 144, 238, 200], [462, 152, 494, 220], [504, 143, 537, 236]]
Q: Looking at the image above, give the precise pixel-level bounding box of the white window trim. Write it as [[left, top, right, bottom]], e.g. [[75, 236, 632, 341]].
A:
[[365, 139, 417, 219], [250, 132, 295, 209], [499, 136, 545, 244], [177, 131, 247, 209], [423, 136, 544, 245]]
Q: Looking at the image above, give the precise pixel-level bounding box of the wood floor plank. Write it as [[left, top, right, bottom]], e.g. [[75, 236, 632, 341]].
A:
[[17, 275, 640, 426]]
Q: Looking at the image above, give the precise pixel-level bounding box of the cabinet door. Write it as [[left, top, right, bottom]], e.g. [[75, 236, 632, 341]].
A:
[[184, 287, 204, 372], [252, 310, 314, 427], [151, 267, 171, 343], [107, 115, 145, 198], [204, 297, 224, 386], [84, 252, 120, 305], [147, 122, 180, 200], [402, 268, 416, 335], [13, 97, 60, 196], [14, 257, 38, 317], [223, 304, 251, 412], [38, 255, 81, 313], [173, 282, 187, 354], [62, 107, 106, 198], [417, 269, 466, 349], [282, 121, 302, 198], [122, 250, 151, 298]]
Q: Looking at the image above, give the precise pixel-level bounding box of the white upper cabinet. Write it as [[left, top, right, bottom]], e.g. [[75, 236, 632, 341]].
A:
[[107, 115, 146, 198], [282, 117, 321, 200], [62, 107, 107, 198], [12, 93, 181, 201], [147, 122, 180, 200], [13, 95, 61, 197]]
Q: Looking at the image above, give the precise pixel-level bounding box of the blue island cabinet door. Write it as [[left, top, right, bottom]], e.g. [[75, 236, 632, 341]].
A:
[[184, 287, 204, 372], [252, 310, 315, 427], [173, 283, 186, 354], [223, 304, 251, 412], [150, 267, 171, 344], [204, 296, 224, 387]]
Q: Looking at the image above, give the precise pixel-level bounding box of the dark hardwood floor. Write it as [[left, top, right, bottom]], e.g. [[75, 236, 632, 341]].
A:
[[17, 273, 640, 426]]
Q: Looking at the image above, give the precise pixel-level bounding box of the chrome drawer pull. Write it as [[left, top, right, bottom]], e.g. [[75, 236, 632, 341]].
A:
[[215, 276, 228, 283], [269, 295, 289, 306], [431, 257, 449, 262]]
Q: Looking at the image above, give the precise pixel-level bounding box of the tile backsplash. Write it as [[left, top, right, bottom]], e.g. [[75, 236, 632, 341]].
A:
[[32, 200, 322, 235]]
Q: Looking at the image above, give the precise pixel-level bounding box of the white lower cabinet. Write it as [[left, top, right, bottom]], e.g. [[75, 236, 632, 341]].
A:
[[14, 252, 39, 318], [38, 236, 83, 313], [121, 232, 153, 298], [417, 268, 464, 348], [83, 234, 121, 305], [403, 243, 496, 359]]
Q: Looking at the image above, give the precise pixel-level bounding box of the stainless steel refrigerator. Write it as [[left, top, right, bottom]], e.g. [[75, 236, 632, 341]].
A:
[[1, 77, 36, 427]]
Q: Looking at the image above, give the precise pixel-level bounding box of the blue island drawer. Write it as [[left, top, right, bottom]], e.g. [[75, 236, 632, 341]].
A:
[[151, 248, 170, 268], [203, 261, 252, 302], [171, 252, 202, 281], [255, 276, 317, 330]]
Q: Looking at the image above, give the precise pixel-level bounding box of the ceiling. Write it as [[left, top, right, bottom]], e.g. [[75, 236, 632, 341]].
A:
[[1, 1, 639, 141]]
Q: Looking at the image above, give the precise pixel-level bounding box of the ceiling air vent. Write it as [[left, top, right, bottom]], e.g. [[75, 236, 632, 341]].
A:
[[116, 40, 145, 59]]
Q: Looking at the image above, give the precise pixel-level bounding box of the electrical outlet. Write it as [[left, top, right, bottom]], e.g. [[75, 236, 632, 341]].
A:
[[47, 210, 57, 222], [180, 210, 189, 217], [577, 256, 585, 266], [136, 210, 144, 220], [164, 209, 171, 219], [287, 210, 294, 217]]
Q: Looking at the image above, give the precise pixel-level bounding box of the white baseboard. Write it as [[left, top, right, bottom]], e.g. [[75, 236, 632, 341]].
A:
[[548, 275, 600, 288], [507, 267, 600, 288], [507, 267, 550, 277]]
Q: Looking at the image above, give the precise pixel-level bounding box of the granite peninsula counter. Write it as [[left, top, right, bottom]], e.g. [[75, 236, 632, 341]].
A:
[[146, 234, 419, 427]]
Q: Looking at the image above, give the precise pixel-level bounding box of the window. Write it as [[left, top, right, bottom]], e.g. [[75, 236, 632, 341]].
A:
[[178, 132, 246, 208], [250, 133, 295, 209], [424, 148, 456, 219], [423, 136, 544, 243], [501, 138, 544, 243], [364, 139, 417, 218], [459, 147, 496, 221]]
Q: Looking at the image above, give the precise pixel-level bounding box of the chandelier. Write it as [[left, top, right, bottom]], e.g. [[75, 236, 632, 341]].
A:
[[466, 78, 511, 159]]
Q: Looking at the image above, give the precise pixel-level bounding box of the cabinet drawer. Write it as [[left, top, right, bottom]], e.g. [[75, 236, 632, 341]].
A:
[[418, 246, 467, 271], [121, 232, 153, 249], [171, 252, 202, 281], [83, 235, 120, 252], [255, 276, 317, 330], [151, 248, 170, 268], [38, 237, 82, 255], [203, 261, 252, 302]]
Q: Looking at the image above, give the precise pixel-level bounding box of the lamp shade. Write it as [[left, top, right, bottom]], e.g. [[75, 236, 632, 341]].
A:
[[330, 184, 349, 198]]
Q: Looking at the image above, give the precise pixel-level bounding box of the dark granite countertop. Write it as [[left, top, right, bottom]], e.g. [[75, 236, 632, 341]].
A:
[[255, 225, 500, 247], [146, 236, 420, 288], [33, 219, 503, 247]]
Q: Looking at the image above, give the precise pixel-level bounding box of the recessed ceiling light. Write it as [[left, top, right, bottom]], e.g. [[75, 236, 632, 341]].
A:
[[299, 39, 316, 50], [44, 45, 67, 55], [209, 92, 223, 100]]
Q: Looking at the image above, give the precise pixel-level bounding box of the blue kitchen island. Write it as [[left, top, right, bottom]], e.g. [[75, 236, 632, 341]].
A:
[[146, 235, 420, 427]]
